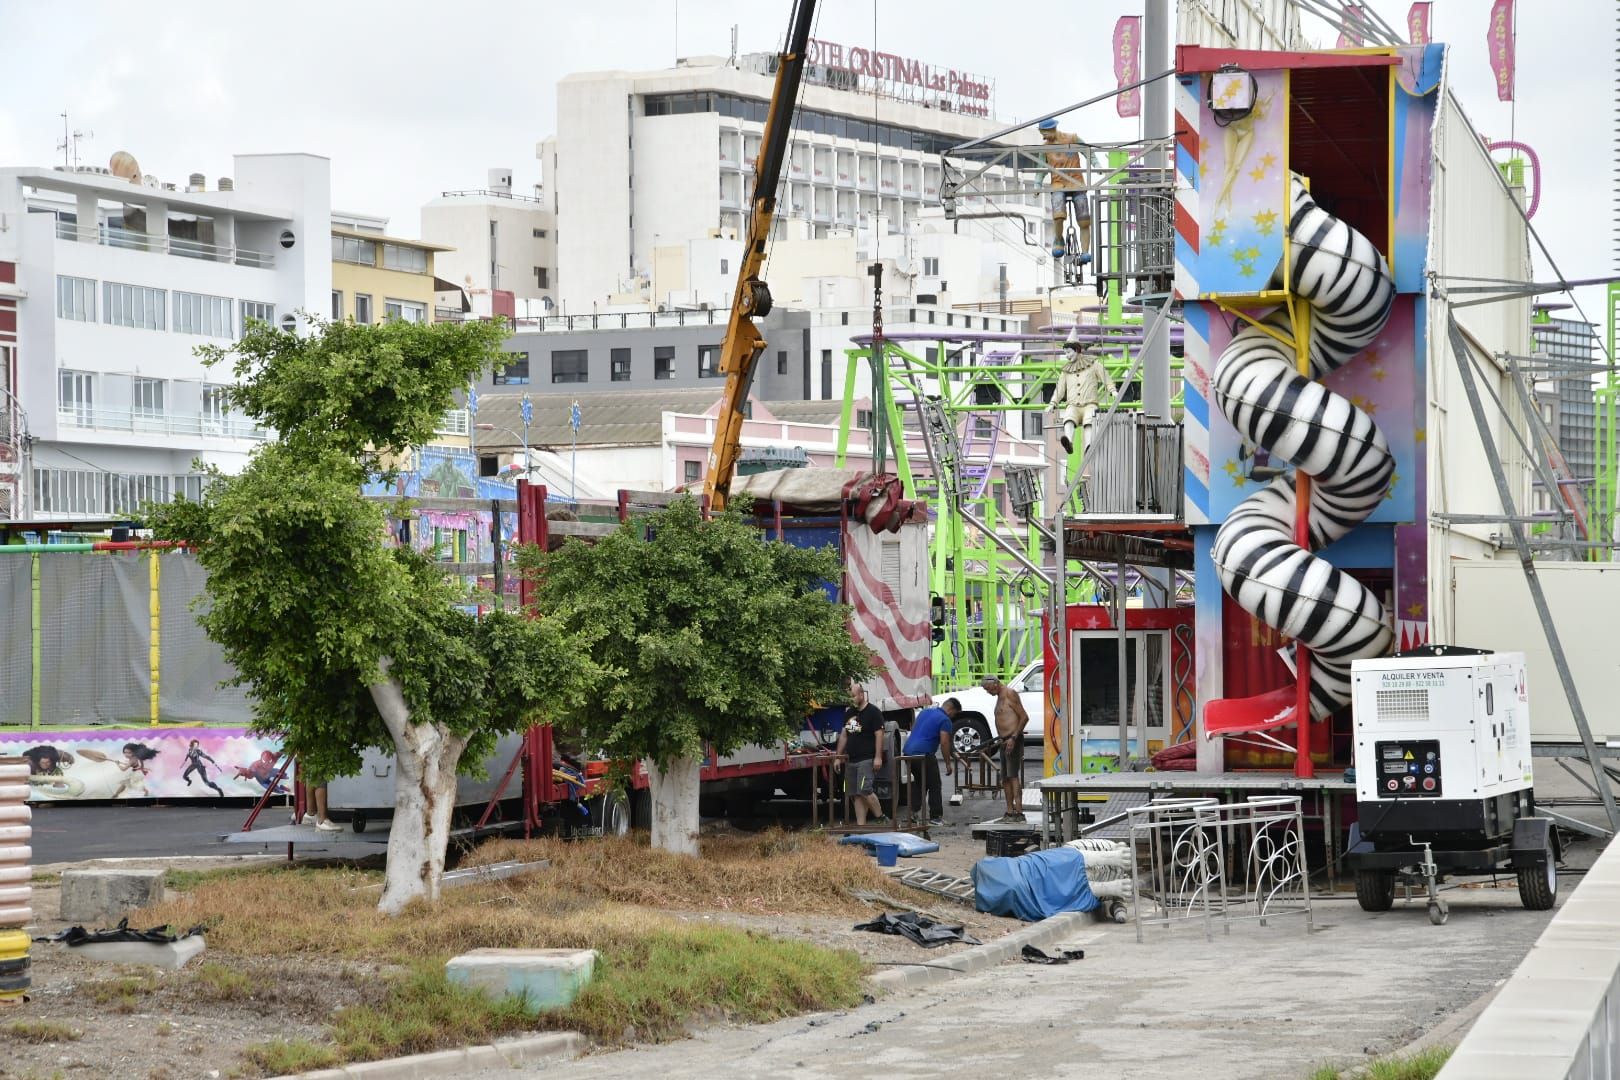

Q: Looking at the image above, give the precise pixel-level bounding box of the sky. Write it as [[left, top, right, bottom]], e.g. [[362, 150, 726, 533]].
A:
[[0, 0, 1609, 337]]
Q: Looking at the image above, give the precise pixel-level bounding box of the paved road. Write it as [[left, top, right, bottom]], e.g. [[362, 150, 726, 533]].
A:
[[469, 887, 1556, 1080], [27, 801, 380, 865]]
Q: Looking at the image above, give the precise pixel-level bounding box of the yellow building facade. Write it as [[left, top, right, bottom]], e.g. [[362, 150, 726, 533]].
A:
[[329, 229, 449, 325]]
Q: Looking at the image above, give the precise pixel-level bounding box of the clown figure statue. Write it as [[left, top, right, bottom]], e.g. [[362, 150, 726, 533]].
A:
[[1049, 327, 1118, 469]]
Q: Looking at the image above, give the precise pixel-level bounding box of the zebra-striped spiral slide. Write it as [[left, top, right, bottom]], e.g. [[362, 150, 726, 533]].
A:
[[1208, 175, 1397, 733]]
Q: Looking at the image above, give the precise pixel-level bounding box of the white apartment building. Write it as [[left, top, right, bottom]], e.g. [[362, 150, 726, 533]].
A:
[[549, 50, 1042, 311], [0, 153, 332, 519], [421, 169, 557, 320]]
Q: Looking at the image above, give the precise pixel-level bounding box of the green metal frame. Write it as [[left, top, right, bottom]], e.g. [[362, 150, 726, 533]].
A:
[[1594, 282, 1620, 555]]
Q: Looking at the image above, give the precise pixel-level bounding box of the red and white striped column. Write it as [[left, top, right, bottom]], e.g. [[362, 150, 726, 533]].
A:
[[0, 755, 30, 1004]]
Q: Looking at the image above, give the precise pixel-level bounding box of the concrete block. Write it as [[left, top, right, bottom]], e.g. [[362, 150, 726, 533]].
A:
[[59, 867, 165, 924], [445, 948, 596, 1013], [71, 935, 205, 970]]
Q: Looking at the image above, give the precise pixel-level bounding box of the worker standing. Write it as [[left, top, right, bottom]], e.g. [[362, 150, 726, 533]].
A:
[[1038, 119, 1092, 264], [1049, 327, 1118, 469], [835, 681, 887, 827], [903, 698, 959, 826], [983, 676, 1031, 823]]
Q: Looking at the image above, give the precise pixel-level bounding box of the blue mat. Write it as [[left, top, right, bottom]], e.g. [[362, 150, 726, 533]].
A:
[[837, 832, 940, 857], [971, 847, 1098, 921]]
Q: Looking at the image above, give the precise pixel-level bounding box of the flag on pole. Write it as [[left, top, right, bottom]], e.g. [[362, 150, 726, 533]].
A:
[[1113, 16, 1141, 119], [1407, 2, 1432, 45], [1488, 0, 1515, 101], [1336, 4, 1366, 47], [520, 395, 533, 427], [570, 400, 582, 433], [467, 386, 479, 416]]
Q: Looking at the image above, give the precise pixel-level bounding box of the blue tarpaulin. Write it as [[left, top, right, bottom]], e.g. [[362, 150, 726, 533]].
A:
[[837, 832, 940, 857], [972, 847, 1099, 921]]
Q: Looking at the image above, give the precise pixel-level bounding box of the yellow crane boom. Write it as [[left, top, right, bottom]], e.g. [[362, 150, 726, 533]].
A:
[[704, 0, 818, 511]]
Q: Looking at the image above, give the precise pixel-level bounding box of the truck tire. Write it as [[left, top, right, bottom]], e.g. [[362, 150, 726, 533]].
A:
[[1355, 869, 1395, 912], [1518, 847, 1557, 911], [630, 789, 652, 831], [586, 793, 630, 838], [952, 715, 993, 757]]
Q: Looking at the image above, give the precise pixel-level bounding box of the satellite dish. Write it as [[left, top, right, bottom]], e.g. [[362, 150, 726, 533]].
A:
[[109, 151, 141, 183]]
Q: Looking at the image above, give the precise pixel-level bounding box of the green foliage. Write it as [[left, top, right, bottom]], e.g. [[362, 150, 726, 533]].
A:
[[198, 315, 509, 463], [521, 498, 872, 767], [1307, 1046, 1453, 1080], [148, 317, 596, 782]]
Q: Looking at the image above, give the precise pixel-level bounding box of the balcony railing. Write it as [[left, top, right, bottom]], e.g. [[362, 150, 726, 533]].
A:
[[56, 222, 275, 269], [58, 406, 268, 441]]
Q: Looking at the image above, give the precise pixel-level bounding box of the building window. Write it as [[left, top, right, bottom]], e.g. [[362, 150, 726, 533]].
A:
[[698, 345, 721, 378], [494, 352, 530, 385], [611, 348, 631, 382], [551, 349, 588, 384], [103, 282, 166, 330], [856, 409, 873, 430], [332, 235, 376, 265], [241, 300, 275, 333], [202, 383, 230, 435], [531, 227, 548, 238], [383, 298, 426, 323], [354, 294, 373, 324], [1024, 411, 1045, 439], [132, 377, 166, 425], [59, 370, 93, 425], [56, 275, 96, 322], [720, 259, 729, 275], [922, 256, 940, 275], [820, 349, 832, 400], [330, 291, 343, 320], [382, 244, 428, 273], [777, 350, 788, 375], [654, 346, 675, 380], [684, 460, 703, 485], [173, 291, 234, 338], [534, 267, 550, 289]]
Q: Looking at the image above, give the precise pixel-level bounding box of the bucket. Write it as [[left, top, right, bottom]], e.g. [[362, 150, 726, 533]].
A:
[[873, 842, 899, 867]]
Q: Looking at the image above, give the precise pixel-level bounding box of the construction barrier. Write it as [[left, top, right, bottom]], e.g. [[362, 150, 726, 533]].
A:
[[0, 756, 29, 1003], [0, 547, 251, 728]]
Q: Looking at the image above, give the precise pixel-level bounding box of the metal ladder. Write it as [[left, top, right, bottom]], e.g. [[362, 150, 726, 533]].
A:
[[884, 866, 976, 906]]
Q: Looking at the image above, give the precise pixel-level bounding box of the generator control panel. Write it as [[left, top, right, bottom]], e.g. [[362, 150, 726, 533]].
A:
[[1375, 740, 1443, 798]]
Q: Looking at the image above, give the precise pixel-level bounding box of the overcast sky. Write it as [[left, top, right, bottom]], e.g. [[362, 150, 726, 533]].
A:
[[0, 1, 1608, 334]]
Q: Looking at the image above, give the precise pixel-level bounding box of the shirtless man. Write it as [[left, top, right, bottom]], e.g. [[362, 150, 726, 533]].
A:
[[982, 676, 1030, 822]]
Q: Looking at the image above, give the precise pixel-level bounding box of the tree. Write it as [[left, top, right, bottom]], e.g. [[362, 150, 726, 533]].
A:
[[521, 498, 872, 854], [149, 317, 596, 914]]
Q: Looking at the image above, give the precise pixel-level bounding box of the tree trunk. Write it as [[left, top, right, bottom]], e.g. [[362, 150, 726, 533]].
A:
[[645, 755, 701, 856], [370, 664, 467, 915]]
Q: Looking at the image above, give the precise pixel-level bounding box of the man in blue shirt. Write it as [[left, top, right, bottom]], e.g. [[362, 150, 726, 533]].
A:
[[904, 698, 960, 826]]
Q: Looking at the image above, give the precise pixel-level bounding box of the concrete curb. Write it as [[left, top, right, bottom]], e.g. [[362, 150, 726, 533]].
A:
[[273, 1031, 586, 1079], [867, 910, 1097, 994]]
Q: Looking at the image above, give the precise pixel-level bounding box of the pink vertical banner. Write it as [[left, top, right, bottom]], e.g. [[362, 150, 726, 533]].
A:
[[1488, 0, 1515, 101], [1407, 2, 1432, 45], [1114, 15, 1141, 118], [1336, 4, 1366, 47]]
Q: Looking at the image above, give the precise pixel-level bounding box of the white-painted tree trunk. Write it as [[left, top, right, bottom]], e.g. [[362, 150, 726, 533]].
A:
[[370, 663, 467, 916], [645, 755, 702, 856]]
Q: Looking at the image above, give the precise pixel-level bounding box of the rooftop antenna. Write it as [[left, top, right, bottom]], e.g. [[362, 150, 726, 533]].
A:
[[56, 112, 91, 169], [729, 23, 738, 66]]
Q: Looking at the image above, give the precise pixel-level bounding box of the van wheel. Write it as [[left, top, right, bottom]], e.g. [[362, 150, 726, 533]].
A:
[[952, 715, 993, 757], [1355, 869, 1395, 912]]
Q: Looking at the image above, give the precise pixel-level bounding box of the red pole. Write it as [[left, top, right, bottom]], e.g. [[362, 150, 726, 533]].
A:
[[1294, 472, 1314, 779]]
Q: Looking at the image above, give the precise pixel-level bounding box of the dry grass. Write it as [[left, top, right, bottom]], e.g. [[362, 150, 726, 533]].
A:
[[3, 1020, 83, 1043], [139, 831, 876, 1059]]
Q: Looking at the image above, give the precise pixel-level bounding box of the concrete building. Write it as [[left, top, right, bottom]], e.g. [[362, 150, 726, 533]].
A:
[[548, 50, 1036, 311], [1530, 303, 1600, 501], [420, 168, 557, 320], [0, 154, 332, 519], [475, 303, 1028, 406], [329, 210, 448, 326]]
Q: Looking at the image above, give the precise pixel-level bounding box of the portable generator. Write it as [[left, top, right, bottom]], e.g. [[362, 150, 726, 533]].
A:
[[1345, 645, 1558, 924]]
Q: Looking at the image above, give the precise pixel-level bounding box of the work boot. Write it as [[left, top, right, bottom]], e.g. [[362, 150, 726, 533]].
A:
[[1060, 421, 1076, 455]]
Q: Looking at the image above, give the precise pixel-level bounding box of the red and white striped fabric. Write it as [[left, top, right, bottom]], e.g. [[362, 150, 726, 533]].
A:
[[844, 518, 933, 712]]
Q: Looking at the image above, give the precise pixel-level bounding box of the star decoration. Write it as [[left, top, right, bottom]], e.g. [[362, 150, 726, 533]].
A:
[[1385, 472, 1400, 499], [1349, 394, 1369, 410], [1405, 602, 1426, 619], [1199, 137, 1210, 156], [1370, 367, 1388, 382], [1260, 152, 1277, 170], [1249, 165, 1267, 181], [1223, 459, 1240, 476], [1253, 209, 1278, 235], [1415, 428, 1426, 443], [1238, 262, 1256, 277], [1232, 472, 1249, 488]]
